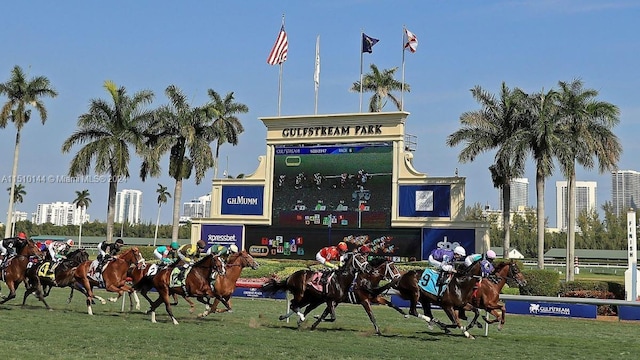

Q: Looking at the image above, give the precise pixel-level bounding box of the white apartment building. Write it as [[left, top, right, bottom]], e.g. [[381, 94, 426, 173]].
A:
[[555, 180, 597, 231], [183, 194, 211, 219], [115, 189, 143, 224], [34, 202, 90, 226], [611, 170, 640, 216], [498, 178, 529, 212]]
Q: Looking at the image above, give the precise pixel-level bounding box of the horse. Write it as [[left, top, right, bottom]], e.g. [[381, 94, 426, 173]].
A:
[[128, 259, 196, 312], [199, 249, 260, 317], [261, 251, 371, 328], [21, 248, 90, 309], [310, 256, 405, 335], [392, 259, 483, 339], [466, 260, 527, 330], [72, 247, 144, 315], [146, 254, 226, 324], [0, 239, 44, 304]]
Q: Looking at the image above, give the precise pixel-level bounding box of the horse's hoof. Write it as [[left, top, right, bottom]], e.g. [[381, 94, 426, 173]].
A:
[[324, 317, 335, 322], [404, 314, 410, 319], [170, 302, 178, 306], [278, 315, 286, 321], [476, 322, 483, 329]]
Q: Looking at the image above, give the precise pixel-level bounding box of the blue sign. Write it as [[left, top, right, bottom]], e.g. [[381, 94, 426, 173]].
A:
[[421, 228, 475, 261], [399, 185, 451, 218], [618, 305, 640, 321], [201, 224, 243, 251], [505, 300, 597, 319], [221, 185, 264, 215], [231, 286, 286, 299]]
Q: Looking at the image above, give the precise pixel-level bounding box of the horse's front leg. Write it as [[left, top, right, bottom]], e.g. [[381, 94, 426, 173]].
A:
[[443, 306, 474, 339], [128, 290, 141, 311], [360, 299, 381, 335], [310, 303, 333, 330]]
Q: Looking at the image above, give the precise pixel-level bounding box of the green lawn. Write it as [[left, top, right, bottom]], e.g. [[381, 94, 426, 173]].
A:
[[1, 286, 638, 360]]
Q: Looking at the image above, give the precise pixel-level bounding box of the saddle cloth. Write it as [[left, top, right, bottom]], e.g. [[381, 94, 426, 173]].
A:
[[418, 268, 447, 297]]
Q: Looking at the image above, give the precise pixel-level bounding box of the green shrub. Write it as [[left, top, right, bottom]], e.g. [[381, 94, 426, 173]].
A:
[[520, 269, 560, 296]]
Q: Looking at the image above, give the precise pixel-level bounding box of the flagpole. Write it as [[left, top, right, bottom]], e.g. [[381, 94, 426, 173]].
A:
[[401, 26, 406, 111], [277, 15, 285, 116], [314, 35, 320, 115], [359, 30, 364, 113]]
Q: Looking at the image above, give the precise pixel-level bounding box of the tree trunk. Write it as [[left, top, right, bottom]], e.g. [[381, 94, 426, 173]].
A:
[[566, 167, 576, 281], [213, 141, 221, 179], [536, 169, 545, 269], [4, 130, 21, 238], [154, 204, 162, 246], [106, 178, 118, 243], [171, 179, 183, 242], [78, 205, 84, 247], [502, 184, 511, 259]]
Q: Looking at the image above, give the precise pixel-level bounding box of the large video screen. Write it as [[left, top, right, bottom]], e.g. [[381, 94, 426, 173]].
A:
[[272, 142, 392, 229]]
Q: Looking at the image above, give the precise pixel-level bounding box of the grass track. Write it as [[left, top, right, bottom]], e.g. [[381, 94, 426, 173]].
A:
[[1, 286, 638, 360]]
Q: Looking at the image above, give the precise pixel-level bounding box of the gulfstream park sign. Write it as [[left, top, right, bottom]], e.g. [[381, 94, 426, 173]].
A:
[[281, 124, 383, 137]]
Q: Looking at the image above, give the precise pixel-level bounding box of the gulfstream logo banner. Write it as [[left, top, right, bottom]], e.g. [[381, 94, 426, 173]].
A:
[[221, 185, 264, 215], [282, 124, 383, 138]]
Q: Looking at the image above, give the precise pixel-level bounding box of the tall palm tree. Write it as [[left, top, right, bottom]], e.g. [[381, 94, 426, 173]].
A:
[[154, 183, 171, 246], [62, 80, 155, 243], [0, 65, 57, 238], [518, 88, 563, 269], [6, 183, 26, 236], [555, 79, 621, 281], [73, 189, 91, 247], [141, 85, 220, 242], [446, 82, 528, 258], [350, 64, 407, 112], [206, 90, 248, 179]]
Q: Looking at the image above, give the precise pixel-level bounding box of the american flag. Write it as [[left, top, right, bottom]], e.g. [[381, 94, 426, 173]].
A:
[[267, 25, 288, 65]]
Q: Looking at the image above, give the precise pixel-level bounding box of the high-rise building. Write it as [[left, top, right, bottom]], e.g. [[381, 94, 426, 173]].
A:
[[34, 202, 90, 226], [498, 178, 529, 212], [611, 170, 640, 215], [115, 189, 143, 224], [183, 194, 211, 219], [555, 180, 597, 230]]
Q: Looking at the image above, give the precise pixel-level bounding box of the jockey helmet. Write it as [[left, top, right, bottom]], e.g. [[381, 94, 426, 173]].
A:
[[45, 240, 53, 246], [170, 241, 179, 250], [453, 246, 466, 257], [337, 242, 348, 252], [359, 245, 371, 254], [486, 250, 497, 259], [229, 244, 239, 253], [18, 232, 27, 240], [115, 238, 124, 245], [196, 240, 206, 249], [66, 239, 74, 247]]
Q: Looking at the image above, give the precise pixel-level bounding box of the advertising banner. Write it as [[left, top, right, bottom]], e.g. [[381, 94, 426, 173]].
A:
[[398, 185, 451, 218], [505, 300, 597, 319], [221, 185, 264, 215], [201, 224, 243, 251], [422, 228, 476, 260]]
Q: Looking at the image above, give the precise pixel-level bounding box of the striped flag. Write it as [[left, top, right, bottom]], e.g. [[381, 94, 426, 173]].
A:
[[267, 25, 288, 65], [404, 28, 418, 53], [314, 35, 320, 88]]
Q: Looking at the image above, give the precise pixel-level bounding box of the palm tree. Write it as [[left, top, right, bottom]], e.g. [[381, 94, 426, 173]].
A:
[[350, 64, 406, 112], [555, 79, 621, 281], [61, 80, 155, 243], [154, 183, 171, 246], [141, 85, 221, 242], [6, 183, 26, 237], [0, 65, 58, 238], [446, 82, 528, 258], [206, 90, 248, 179], [73, 189, 91, 247], [518, 88, 563, 269]]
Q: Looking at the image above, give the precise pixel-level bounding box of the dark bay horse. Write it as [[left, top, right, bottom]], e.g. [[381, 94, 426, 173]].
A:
[[0, 239, 44, 304], [200, 250, 260, 317], [146, 254, 226, 324], [467, 260, 527, 330], [393, 260, 482, 339], [22, 248, 89, 309], [73, 247, 144, 315], [129, 260, 195, 312], [261, 252, 371, 328]]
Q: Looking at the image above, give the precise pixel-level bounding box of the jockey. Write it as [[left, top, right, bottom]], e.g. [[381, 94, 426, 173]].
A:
[[206, 243, 239, 262], [46, 239, 74, 263], [153, 242, 178, 265], [481, 250, 497, 277], [96, 238, 124, 268], [175, 240, 207, 282], [0, 232, 28, 266], [429, 246, 466, 296], [315, 241, 348, 270]]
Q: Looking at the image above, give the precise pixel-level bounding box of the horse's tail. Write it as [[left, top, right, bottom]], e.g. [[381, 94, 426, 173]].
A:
[[261, 278, 289, 296]]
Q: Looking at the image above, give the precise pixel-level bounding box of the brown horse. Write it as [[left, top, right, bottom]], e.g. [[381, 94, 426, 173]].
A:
[[128, 260, 196, 312], [73, 247, 144, 315], [261, 251, 371, 328], [392, 259, 482, 339], [0, 239, 44, 304], [199, 250, 260, 317], [146, 254, 226, 324], [22, 248, 90, 309], [467, 260, 527, 330]]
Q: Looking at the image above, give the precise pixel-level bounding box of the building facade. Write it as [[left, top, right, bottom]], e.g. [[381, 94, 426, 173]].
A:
[[115, 189, 143, 224], [34, 202, 90, 226], [499, 177, 529, 212], [611, 170, 640, 216], [555, 180, 597, 231], [183, 194, 211, 219]]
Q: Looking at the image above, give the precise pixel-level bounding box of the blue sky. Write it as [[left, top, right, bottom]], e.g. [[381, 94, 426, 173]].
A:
[[1, 1, 639, 227]]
